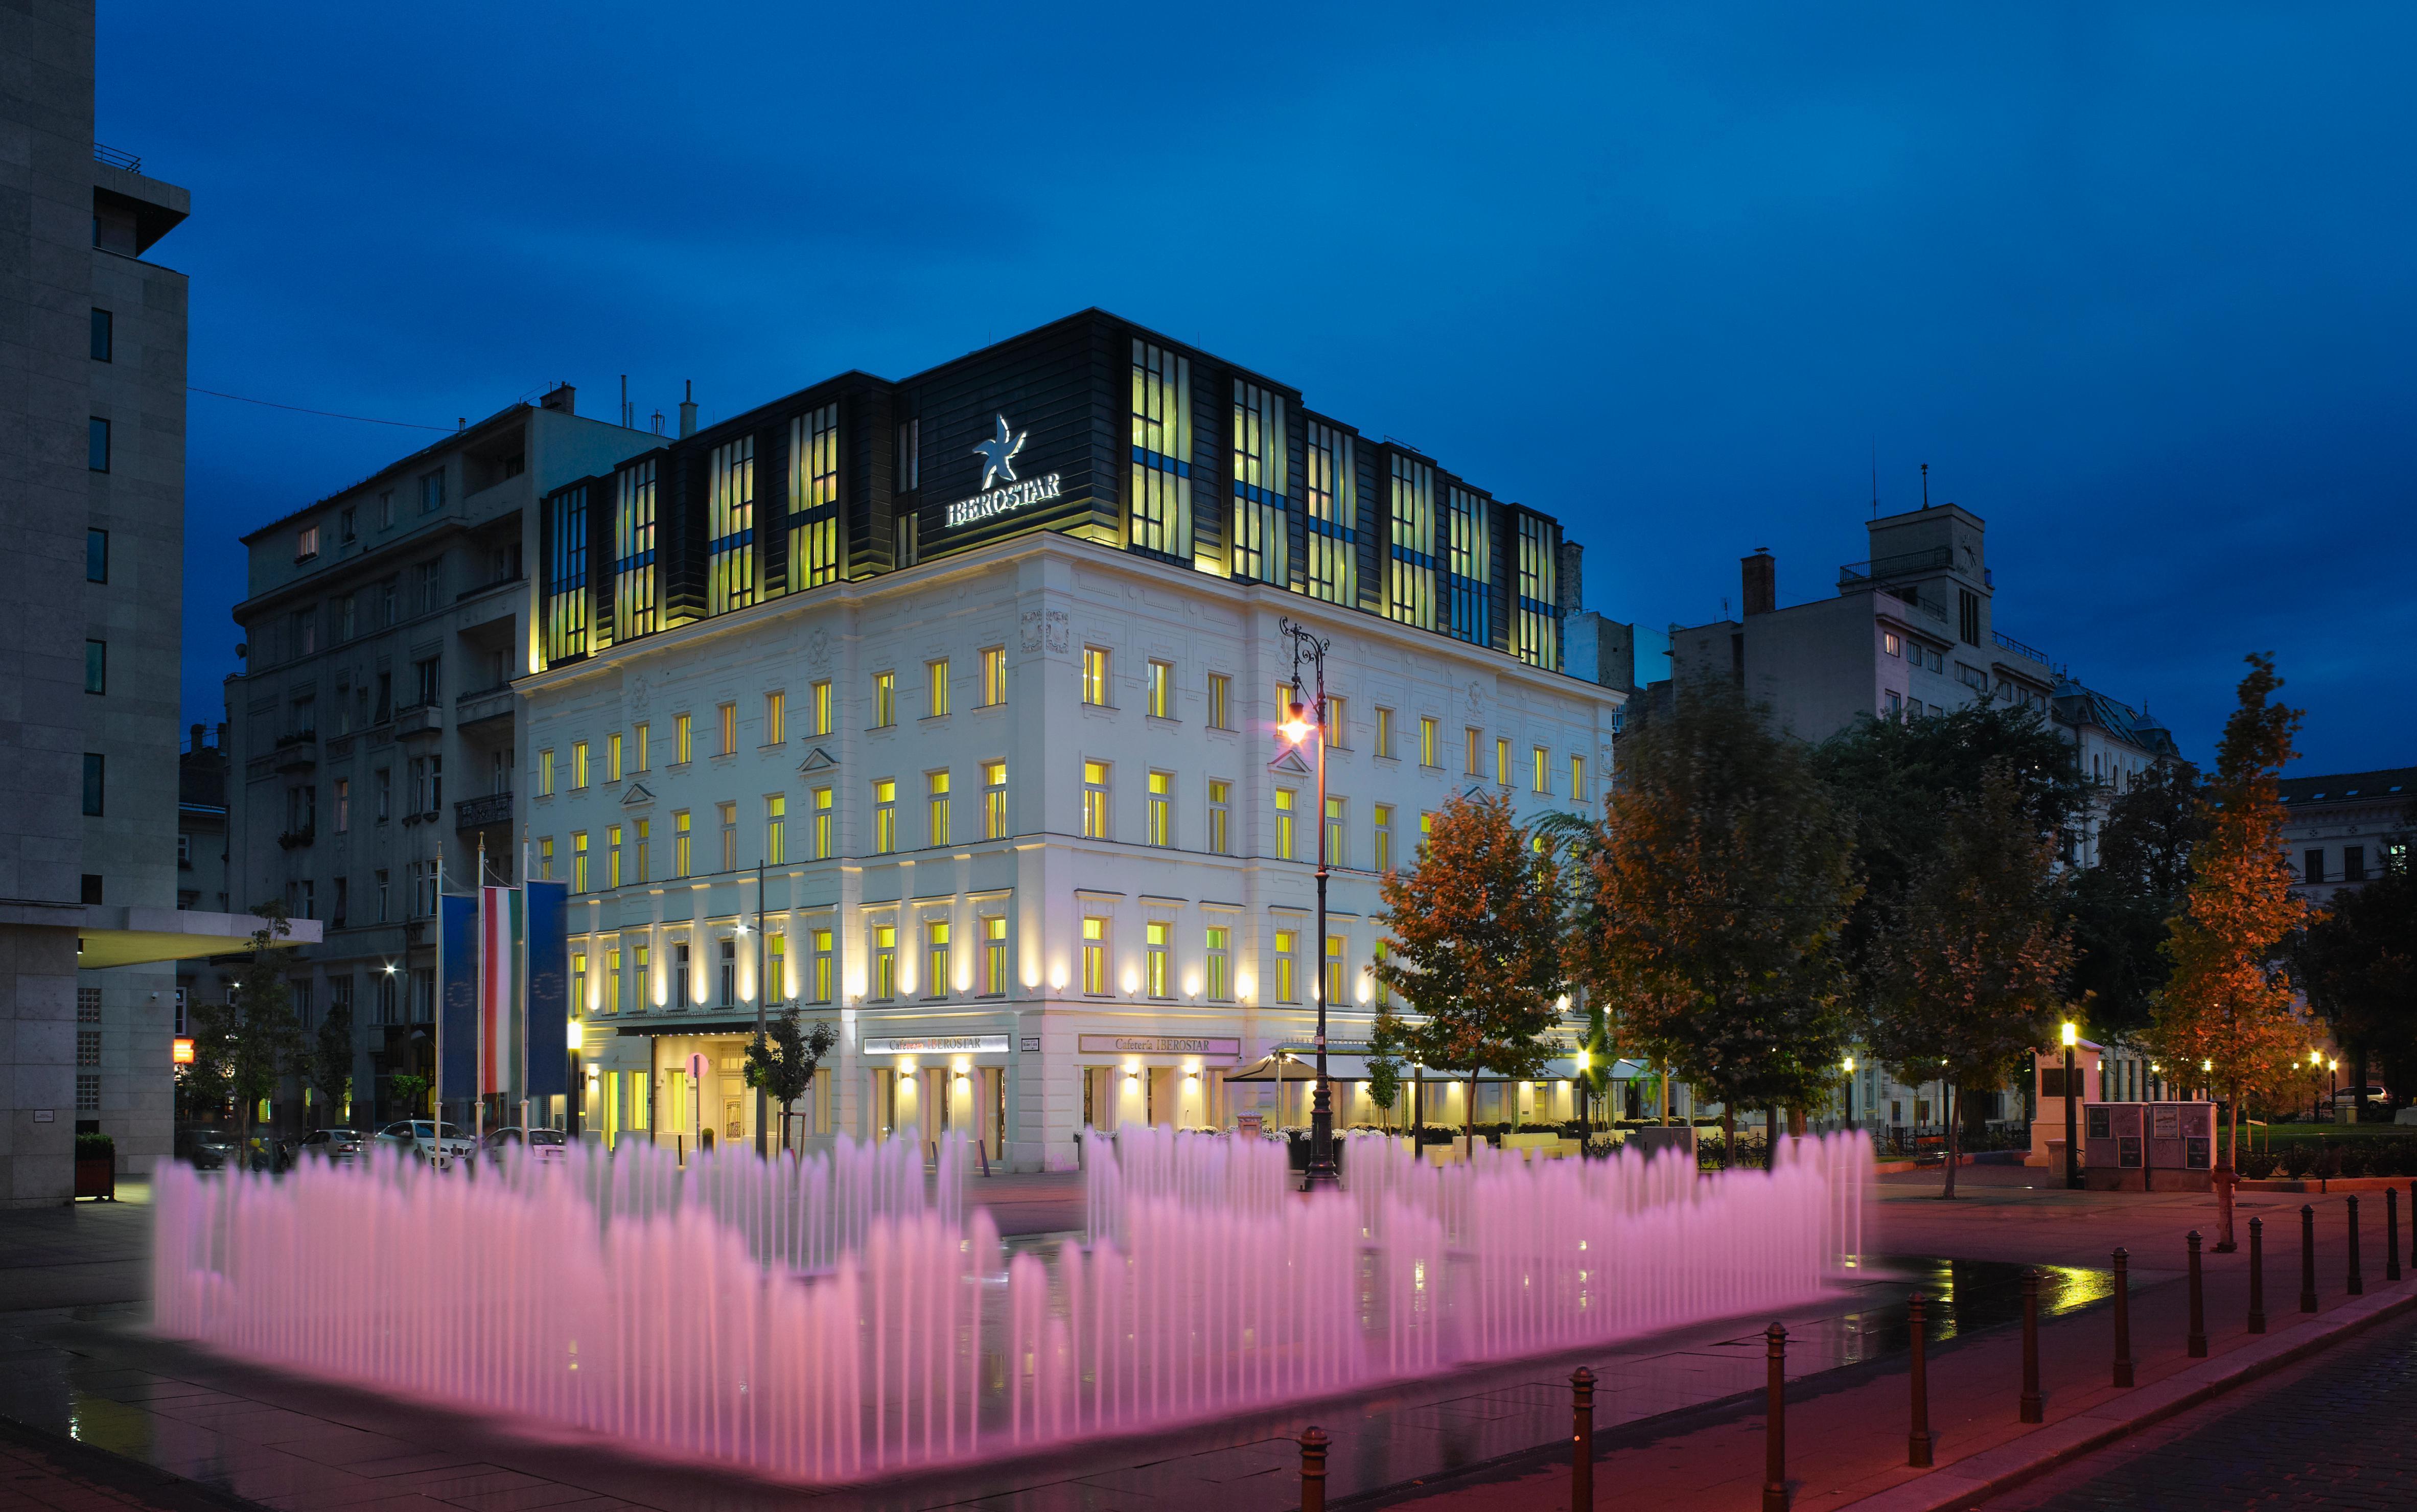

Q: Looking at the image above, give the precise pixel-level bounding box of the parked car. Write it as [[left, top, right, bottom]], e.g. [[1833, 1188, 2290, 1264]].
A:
[[296, 1127, 365, 1162], [370, 1120, 476, 1164], [2333, 1085, 2390, 1106], [174, 1126, 240, 1171], [480, 1126, 569, 1165]]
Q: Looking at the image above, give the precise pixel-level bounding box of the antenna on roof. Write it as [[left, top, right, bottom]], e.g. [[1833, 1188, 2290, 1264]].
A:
[[1871, 439, 1879, 518], [621, 374, 632, 429], [1920, 462, 1930, 509]]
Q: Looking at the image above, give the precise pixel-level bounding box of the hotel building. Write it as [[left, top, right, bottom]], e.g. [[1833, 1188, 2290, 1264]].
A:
[[525, 310, 1623, 1170]]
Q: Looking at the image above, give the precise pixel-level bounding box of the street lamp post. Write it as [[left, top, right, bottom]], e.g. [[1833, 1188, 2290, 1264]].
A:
[[1842, 1056, 1856, 1133], [1278, 618, 1339, 1191], [752, 860, 768, 1159], [2061, 1021, 2081, 1191], [2330, 1058, 2340, 1126]]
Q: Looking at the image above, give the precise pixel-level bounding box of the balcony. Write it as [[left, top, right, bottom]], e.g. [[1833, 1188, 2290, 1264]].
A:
[[394, 703, 443, 740], [1839, 546, 1952, 590], [455, 792, 513, 830], [1992, 629, 2055, 668], [277, 826, 316, 851], [271, 732, 318, 772], [455, 684, 516, 732]]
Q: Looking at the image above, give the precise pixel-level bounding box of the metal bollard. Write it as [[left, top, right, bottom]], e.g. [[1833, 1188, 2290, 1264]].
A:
[[2112, 1247, 2134, 1385], [1907, 1293, 1934, 1468], [2389, 1190, 2402, 1284], [2300, 1204, 2318, 1313], [2019, 1270, 2043, 1422], [1298, 1427, 1328, 1512], [2247, 1218, 2266, 1334], [1571, 1367, 1596, 1512], [2347, 1196, 2363, 1297], [1763, 1322, 1789, 1512], [2186, 1230, 2207, 1357]]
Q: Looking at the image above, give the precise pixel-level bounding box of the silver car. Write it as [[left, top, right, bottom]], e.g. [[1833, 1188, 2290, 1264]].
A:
[[371, 1120, 477, 1165]]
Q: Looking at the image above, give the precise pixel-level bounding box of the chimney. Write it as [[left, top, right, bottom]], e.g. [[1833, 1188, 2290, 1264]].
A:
[[540, 382, 575, 415], [190, 722, 204, 752], [677, 379, 697, 439], [1741, 548, 1776, 616], [215, 721, 228, 750]]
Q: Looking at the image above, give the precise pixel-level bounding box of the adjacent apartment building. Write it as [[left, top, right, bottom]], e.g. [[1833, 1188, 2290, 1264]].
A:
[[224, 392, 658, 1129], [523, 310, 1620, 1170], [2280, 767, 2413, 908]]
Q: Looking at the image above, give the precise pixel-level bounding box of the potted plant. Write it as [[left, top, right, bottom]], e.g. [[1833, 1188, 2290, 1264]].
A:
[[75, 1131, 115, 1201]]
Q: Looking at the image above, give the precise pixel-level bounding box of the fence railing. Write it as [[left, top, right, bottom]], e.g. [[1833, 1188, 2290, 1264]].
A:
[[94, 143, 142, 173]]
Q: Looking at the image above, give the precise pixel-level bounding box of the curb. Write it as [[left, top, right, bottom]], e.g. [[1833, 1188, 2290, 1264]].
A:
[[1827, 1277, 2417, 1511]]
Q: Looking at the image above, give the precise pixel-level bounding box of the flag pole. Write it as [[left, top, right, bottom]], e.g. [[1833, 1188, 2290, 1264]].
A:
[[754, 857, 768, 1159], [433, 841, 445, 1160], [476, 833, 487, 1150], [519, 827, 531, 1137]]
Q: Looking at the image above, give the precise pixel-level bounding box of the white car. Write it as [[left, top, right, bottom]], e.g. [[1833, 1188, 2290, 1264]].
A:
[[371, 1120, 477, 1164], [480, 1126, 568, 1165]]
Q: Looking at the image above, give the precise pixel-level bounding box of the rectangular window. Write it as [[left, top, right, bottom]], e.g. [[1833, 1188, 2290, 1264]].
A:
[[764, 691, 785, 746], [813, 787, 834, 859], [86, 528, 107, 583], [1231, 379, 1289, 584], [796, 681, 825, 738], [2344, 846, 2367, 882], [543, 483, 589, 663], [1304, 420, 1357, 604], [1496, 737, 1512, 788], [1325, 696, 1348, 749], [1324, 934, 1346, 1007], [811, 928, 835, 1004], [674, 810, 692, 877], [608, 732, 623, 784], [88, 416, 109, 472], [1207, 779, 1231, 855], [1205, 926, 1231, 1001], [1207, 672, 1231, 730], [1146, 771, 1172, 846], [1375, 707, 1395, 759], [376, 868, 391, 921], [572, 741, 589, 789], [675, 712, 692, 764], [1421, 716, 1438, 769], [613, 459, 658, 641], [896, 417, 921, 492], [607, 823, 623, 890], [633, 818, 649, 882], [375, 767, 391, 821], [1130, 339, 1194, 559], [983, 915, 1009, 996], [1958, 588, 1981, 646], [334, 778, 350, 834], [766, 934, 786, 1002], [1081, 647, 1111, 707], [572, 831, 590, 892], [1884, 631, 1903, 657], [981, 647, 1007, 707], [2304, 849, 2323, 884], [766, 795, 786, 865], [1533, 746, 1550, 794], [983, 760, 1007, 840], [422, 470, 446, 514], [927, 770, 951, 847], [1571, 754, 1587, 802], [708, 435, 757, 614], [1081, 760, 1110, 839], [1145, 921, 1172, 999], [717, 702, 737, 756], [634, 722, 649, 772], [873, 779, 897, 853], [871, 671, 895, 728], [297, 523, 320, 561], [1324, 796, 1345, 866], [538, 839, 554, 880], [1146, 660, 1173, 718], [785, 403, 841, 593], [718, 801, 737, 871], [1082, 917, 1108, 995], [1514, 513, 1560, 669], [90, 307, 112, 361], [84, 639, 105, 694], [1275, 787, 1296, 860], [872, 924, 898, 1001], [81, 752, 104, 816], [924, 920, 951, 998], [1465, 727, 1482, 776], [1388, 455, 1436, 630], [1274, 929, 1298, 1004], [339, 507, 356, 545], [926, 659, 950, 718], [1374, 804, 1395, 873]]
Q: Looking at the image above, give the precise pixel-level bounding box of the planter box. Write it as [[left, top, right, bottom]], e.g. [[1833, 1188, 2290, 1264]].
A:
[[74, 1153, 114, 1200]]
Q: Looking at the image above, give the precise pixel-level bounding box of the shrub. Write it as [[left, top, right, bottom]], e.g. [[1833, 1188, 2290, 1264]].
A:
[[76, 1131, 114, 1160], [2236, 1148, 2282, 1179], [2280, 1142, 2316, 1178], [2310, 1144, 2343, 1180]]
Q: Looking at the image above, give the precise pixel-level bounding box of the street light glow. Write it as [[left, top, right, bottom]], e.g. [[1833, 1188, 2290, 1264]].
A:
[[2060, 1021, 2078, 1048], [1279, 701, 1316, 745]]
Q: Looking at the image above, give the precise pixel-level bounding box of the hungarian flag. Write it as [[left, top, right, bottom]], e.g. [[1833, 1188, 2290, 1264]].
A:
[[479, 886, 524, 1099]]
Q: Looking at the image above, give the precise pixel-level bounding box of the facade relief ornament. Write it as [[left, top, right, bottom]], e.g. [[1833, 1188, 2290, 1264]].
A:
[[805, 624, 833, 671], [1021, 608, 1070, 655]]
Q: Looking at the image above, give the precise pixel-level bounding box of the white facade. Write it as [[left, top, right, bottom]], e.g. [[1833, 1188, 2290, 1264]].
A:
[[526, 531, 1624, 1170]]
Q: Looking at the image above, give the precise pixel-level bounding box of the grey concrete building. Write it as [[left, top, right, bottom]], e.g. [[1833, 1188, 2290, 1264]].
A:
[[225, 393, 656, 1129], [2279, 767, 2413, 909], [2, 0, 309, 1204]]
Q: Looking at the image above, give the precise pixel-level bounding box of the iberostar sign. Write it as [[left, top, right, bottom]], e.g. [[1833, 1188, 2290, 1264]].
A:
[[946, 414, 1061, 529]]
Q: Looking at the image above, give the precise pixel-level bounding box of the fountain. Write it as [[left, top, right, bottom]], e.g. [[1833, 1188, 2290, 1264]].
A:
[[153, 1128, 1869, 1485]]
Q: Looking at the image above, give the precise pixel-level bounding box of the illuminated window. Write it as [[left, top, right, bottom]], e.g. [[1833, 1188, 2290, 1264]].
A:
[[1274, 930, 1298, 1003], [1205, 926, 1230, 1001], [1325, 796, 1345, 865], [1375, 706, 1394, 759], [572, 831, 589, 892], [1465, 727, 1482, 776], [1231, 379, 1289, 585], [544, 483, 589, 663], [1514, 513, 1560, 669], [764, 691, 785, 746], [810, 680, 832, 736], [675, 712, 692, 764], [1081, 761, 1110, 839], [1146, 771, 1172, 846], [810, 928, 834, 1004], [981, 646, 1007, 706], [1130, 339, 1192, 559], [1422, 716, 1438, 768], [633, 818, 649, 882], [673, 810, 691, 877], [1275, 788, 1296, 860], [608, 732, 623, 783], [871, 671, 895, 728], [718, 802, 737, 871], [1884, 631, 1902, 657], [1305, 420, 1357, 604], [634, 722, 649, 772], [873, 779, 896, 853], [1146, 921, 1171, 999], [1146, 659, 1173, 717], [538, 748, 555, 797], [983, 915, 1008, 996], [1445, 485, 1493, 647], [766, 795, 786, 865], [1324, 934, 1345, 1006], [572, 741, 590, 789], [927, 770, 951, 847], [871, 924, 896, 1000], [1387, 455, 1436, 630], [1325, 695, 1348, 749], [1533, 746, 1549, 794], [1374, 805, 1394, 872], [926, 659, 950, 718], [1374, 941, 1391, 1008], [717, 702, 737, 757], [1571, 754, 1587, 801], [785, 403, 841, 592], [1497, 737, 1512, 787], [612, 460, 657, 642], [1207, 672, 1231, 729], [812, 786, 833, 859], [1082, 917, 1108, 995], [607, 824, 623, 889], [983, 760, 1007, 840], [707, 436, 756, 614], [924, 920, 951, 999], [1081, 647, 1110, 706], [1207, 779, 1231, 855], [766, 933, 787, 1001], [540, 836, 555, 879]]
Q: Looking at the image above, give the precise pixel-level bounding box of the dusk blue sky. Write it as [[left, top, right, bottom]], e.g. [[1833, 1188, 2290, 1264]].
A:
[[103, 3, 2413, 773]]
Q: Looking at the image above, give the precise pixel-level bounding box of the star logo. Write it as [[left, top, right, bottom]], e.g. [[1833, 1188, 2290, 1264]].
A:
[[972, 414, 1026, 491]]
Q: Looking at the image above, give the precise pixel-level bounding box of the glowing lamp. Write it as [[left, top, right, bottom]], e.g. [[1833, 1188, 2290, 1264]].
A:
[[1575, 1048, 1590, 1072], [1843, 1056, 1856, 1074], [383, 962, 398, 975], [171, 1036, 195, 1066], [2059, 1021, 2078, 1048], [567, 1016, 584, 1050], [2201, 1058, 2213, 1073], [1279, 702, 1316, 745]]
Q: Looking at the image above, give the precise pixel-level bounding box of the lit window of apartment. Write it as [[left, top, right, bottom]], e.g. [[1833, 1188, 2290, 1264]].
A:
[[717, 702, 737, 756], [1273, 930, 1298, 1003], [718, 802, 737, 871], [812, 787, 833, 859], [1081, 647, 1111, 707], [1145, 921, 1172, 999], [673, 810, 692, 877], [1513, 513, 1559, 669], [1146, 660, 1173, 718], [1421, 716, 1439, 769], [871, 671, 895, 728], [675, 712, 692, 764], [1532, 746, 1549, 794], [811, 680, 832, 735], [873, 779, 897, 853], [764, 691, 785, 746], [573, 832, 590, 892], [572, 741, 589, 789], [981, 647, 1007, 706], [612, 459, 658, 642], [634, 818, 649, 882], [766, 796, 786, 865], [786, 403, 842, 591], [1304, 419, 1356, 604], [766, 933, 787, 1001], [1146, 771, 1173, 846], [1275, 788, 1297, 860], [1884, 631, 1902, 658], [1324, 796, 1345, 865], [1205, 927, 1231, 1001], [539, 838, 555, 879], [634, 723, 650, 772], [1375, 707, 1395, 759], [927, 771, 951, 847], [1464, 727, 1482, 776], [983, 761, 1008, 840], [1374, 805, 1395, 873], [538, 748, 555, 797], [924, 920, 951, 998], [983, 916, 1009, 996], [1082, 917, 1108, 995], [607, 823, 623, 889], [1130, 339, 1193, 557], [707, 435, 756, 614], [1231, 379, 1289, 585], [926, 659, 950, 718], [871, 924, 897, 1000], [608, 732, 623, 784], [1325, 696, 1348, 749], [1324, 935, 1346, 1006], [1387, 455, 1436, 630], [1496, 737, 1512, 787], [1207, 780, 1231, 855], [810, 928, 835, 1004], [1207, 672, 1231, 730], [1570, 755, 1587, 801], [1081, 761, 1110, 839]]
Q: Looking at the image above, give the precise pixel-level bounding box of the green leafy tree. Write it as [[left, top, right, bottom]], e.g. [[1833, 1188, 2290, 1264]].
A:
[[2066, 759, 2207, 1043], [2151, 655, 2318, 1243], [743, 1008, 839, 1152], [2296, 861, 2417, 1115], [1575, 1004, 1615, 1132], [1365, 1008, 1406, 1132], [1374, 792, 1566, 1151], [1575, 676, 1860, 1163], [389, 1073, 431, 1116], [1864, 763, 2073, 1197], [308, 992, 354, 1128], [187, 907, 306, 1149]]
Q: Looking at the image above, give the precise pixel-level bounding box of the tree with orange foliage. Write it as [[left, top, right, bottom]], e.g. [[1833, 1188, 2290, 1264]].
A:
[[1374, 791, 1566, 1153], [2151, 654, 2319, 1248]]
